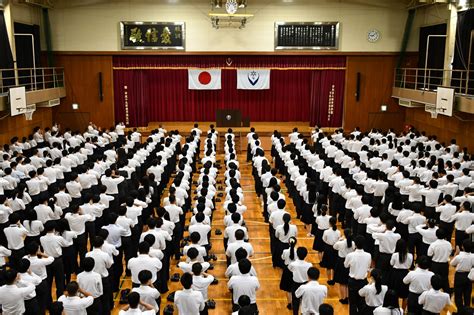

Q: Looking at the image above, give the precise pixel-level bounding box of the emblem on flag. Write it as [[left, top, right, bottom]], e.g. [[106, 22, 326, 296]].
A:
[[238, 69, 270, 90], [248, 71, 260, 86]]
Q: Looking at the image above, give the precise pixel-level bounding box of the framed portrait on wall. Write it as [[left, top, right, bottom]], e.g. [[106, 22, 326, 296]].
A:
[[120, 21, 185, 50]]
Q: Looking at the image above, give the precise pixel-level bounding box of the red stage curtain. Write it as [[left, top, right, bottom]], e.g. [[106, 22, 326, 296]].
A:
[[113, 55, 345, 69], [309, 70, 345, 127], [113, 56, 345, 127]]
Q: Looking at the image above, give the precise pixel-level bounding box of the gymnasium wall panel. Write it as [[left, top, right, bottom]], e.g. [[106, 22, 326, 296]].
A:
[[53, 55, 114, 130]]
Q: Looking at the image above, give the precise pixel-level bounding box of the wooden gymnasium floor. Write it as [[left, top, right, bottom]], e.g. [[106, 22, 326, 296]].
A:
[[58, 153, 462, 314]]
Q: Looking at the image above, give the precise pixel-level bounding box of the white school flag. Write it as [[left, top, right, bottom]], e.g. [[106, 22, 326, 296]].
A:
[[237, 69, 270, 90], [188, 69, 221, 90]]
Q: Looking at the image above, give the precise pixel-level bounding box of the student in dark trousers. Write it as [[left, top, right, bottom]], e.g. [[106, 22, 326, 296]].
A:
[[40, 221, 68, 310], [344, 235, 372, 315], [18, 258, 41, 315], [288, 247, 313, 315], [24, 242, 52, 315], [450, 240, 474, 311], [427, 229, 452, 293], [403, 256, 434, 315]]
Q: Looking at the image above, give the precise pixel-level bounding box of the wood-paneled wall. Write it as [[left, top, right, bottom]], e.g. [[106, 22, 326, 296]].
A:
[[0, 108, 52, 145], [405, 108, 474, 152], [343, 55, 406, 133], [46, 53, 418, 135], [52, 55, 114, 131]]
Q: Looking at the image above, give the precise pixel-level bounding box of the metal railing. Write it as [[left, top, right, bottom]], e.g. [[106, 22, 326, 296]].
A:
[[0, 67, 65, 94], [394, 68, 474, 96]]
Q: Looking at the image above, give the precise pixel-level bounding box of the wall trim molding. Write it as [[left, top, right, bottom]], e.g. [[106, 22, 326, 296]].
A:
[[49, 51, 419, 57]]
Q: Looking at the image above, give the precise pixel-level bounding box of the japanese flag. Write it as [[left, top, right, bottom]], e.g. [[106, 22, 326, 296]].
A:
[[188, 69, 221, 90]]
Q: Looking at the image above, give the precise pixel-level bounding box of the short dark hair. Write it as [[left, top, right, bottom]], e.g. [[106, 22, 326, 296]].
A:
[[138, 242, 150, 254], [430, 275, 442, 290], [82, 257, 95, 272], [66, 281, 79, 296], [296, 247, 308, 260], [138, 270, 152, 284], [417, 255, 430, 269], [127, 291, 140, 308], [319, 303, 334, 315], [93, 236, 104, 248], [180, 272, 193, 289], [307, 267, 320, 280], [192, 262, 203, 275], [238, 258, 252, 274], [17, 259, 31, 273]]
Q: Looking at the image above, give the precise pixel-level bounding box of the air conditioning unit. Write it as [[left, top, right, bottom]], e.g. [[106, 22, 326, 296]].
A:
[[398, 99, 412, 107], [48, 98, 60, 106], [36, 98, 60, 108], [17, 0, 53, 9]]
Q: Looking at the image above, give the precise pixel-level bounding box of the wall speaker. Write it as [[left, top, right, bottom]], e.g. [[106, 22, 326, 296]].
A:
[[98, 72, 103, 102], [355, 72, 361, 102]]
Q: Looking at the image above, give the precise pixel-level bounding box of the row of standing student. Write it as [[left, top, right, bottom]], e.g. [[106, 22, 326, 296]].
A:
[[0, 124, 191, 314], [247, 132, 331, 315], [268, 128, 474, 315]]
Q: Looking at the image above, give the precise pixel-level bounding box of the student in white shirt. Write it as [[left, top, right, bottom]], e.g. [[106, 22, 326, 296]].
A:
[[427, 229, 452, 293], [294, 267, 327, 315], [131, 270, 161, 314], [419, 180, 442, 220], [76, 257, 103, 314], [288, 247, 313, 315], [321, 216, 340, 285], [40, 221, 68, 305], [85, 236, 114, 314], [191, 262, 214, 305], [274, 213, 298, 269], [127, 242, 162, 288], [174, 273, 205, 315], [359, 269, 388, 313], [17, 258, 43, 315], [0, 269, 36, 315], [418, 275, 451, 314], [226, 230, 254, 265], [452, 201, 474, 251], [450, 239, 474, 311], [57, 281, 94, 315], [373, 289, 404, 315], [403, 256, 434, 315], [344, 235, 372, 315], [4, 212, 28, 269], [228, 259, 260, 314], [118, 291, 157, 315], [436, 194, 456, 241], [333, 228, 354, 305], [23, 209, 44, 247], [65, 203, 93, 272]]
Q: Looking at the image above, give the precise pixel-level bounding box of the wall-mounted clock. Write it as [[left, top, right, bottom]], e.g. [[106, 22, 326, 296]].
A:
[[367, 29, 381, 43]]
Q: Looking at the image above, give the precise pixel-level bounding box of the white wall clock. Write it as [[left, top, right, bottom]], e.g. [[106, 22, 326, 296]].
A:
[[225, 0, 238, 14], [367, 29, 381, 43]]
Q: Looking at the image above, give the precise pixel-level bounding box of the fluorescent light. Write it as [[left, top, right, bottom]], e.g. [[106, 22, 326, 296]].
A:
[[380, 104, 388, 112], [72, 103, 79, 110]]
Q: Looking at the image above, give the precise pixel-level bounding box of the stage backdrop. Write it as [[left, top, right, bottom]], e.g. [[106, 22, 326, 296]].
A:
[[113, 55, 345, 127]]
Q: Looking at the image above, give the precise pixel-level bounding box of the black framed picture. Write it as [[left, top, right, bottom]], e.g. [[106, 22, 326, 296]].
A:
[[120, 21, 185, 50], [275, 22, 339, 50]]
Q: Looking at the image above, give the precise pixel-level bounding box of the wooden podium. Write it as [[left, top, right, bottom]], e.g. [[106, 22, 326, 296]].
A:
[[215, 109, 244, 152], [216, 109, 242, 127]]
